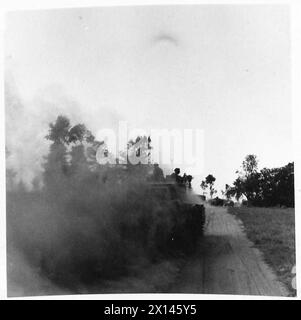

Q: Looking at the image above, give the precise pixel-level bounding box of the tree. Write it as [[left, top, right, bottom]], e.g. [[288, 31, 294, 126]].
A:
[[200, 180, 207, 195], [229, 178, 244, 201], [210, 188, 217, 198], [226, 155, 260, 203], [242, 154, 258, 177], [226, 155, 294, 207], [258, 163, 294, 207], [223, 184, 231, 200], [206, 174, 216, 198], [68, 124, 87, 144], [46, 116, 95, 146], [206, 174, 216, 185], [200, 174, 217, 198], [43, 116, 92, 195], [46, 115, 71, 145]]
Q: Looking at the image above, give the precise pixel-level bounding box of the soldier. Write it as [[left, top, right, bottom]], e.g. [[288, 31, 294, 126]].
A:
[[187, 175, 193, 188], [171, 168, 182, 183]]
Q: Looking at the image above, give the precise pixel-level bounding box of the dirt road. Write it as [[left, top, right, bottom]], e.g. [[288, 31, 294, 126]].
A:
[[171, 206, 288, 296]]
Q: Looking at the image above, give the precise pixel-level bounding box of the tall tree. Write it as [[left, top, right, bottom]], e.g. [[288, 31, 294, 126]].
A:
[[200, 180, 207, 196], [68, 124, 87, 144], [43, 116, 73, 195], [46, 115, 71, 145], [242, 154, 258, 177], [201, 174, 217, 198]]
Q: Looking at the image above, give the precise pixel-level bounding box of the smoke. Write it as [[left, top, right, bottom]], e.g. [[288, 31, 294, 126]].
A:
[[6, 126, 201, 296], [5, 74, 121, 189], [6, 163, 188, 295], [5, 75, 202, 296]]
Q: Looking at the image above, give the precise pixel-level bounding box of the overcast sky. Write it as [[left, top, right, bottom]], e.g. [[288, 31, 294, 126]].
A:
[[5, 5, 292, 192]]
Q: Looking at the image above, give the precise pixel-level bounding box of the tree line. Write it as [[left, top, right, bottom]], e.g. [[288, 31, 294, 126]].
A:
[[200, 155, 294, 208]]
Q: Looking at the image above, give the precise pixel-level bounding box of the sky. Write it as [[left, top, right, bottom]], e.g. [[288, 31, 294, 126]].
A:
[[5, 5, 292, 193]]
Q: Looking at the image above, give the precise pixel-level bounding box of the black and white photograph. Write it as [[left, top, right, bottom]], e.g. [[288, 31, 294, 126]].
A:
[[1, 2, 299, 300]]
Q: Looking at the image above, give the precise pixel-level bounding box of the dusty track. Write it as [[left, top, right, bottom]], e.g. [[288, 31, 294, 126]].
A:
[[171, 206, 288, 296]]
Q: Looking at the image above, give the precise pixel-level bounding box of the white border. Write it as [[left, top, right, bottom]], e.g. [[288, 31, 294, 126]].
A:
[[0, 0, 300, 300]]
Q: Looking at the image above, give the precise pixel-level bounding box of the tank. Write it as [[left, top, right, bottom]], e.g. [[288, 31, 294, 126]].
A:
[[148, 182, 206, 253]]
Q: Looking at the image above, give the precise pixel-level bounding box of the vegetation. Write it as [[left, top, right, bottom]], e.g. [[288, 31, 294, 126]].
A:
[[6, 115, 199, 295], [200, 174, 217, 199], [225, 155, 294, 207], [228, 207, 296, 296], [6, 115, 295, 295]]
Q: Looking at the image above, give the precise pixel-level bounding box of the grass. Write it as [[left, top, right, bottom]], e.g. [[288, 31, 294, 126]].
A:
[[228, 207, 296, 296]]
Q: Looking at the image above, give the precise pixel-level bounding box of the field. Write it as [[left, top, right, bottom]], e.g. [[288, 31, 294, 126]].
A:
[[228, 207, 296, 296]]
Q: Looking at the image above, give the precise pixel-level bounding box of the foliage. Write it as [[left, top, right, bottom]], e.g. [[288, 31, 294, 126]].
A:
[[46, 115, 94, 145], [226, 155, 294, 207], [45, 115, 71, 145], [200, 174, 217, 198], [242, 154, 258, 177]]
